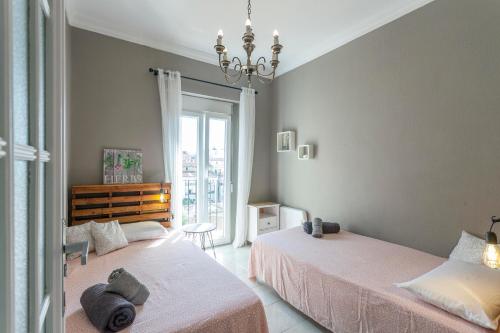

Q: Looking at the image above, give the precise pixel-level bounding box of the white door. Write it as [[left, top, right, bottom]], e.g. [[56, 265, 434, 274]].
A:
[[1, 0, 67, 332], [180, 95, 233, 245]]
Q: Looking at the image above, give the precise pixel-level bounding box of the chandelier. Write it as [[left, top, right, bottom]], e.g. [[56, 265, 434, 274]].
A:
[[214, 0, 283, 87]]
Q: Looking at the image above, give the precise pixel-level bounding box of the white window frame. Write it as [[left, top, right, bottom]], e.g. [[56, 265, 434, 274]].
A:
[[181, 111, 203, 225], [205, 112, 232, 245], [181, 93, 234, 245]]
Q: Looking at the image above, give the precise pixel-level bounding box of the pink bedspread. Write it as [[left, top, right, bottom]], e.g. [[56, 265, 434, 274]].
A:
[[249, 227, 496, 333], [66, 232, 268, 333]]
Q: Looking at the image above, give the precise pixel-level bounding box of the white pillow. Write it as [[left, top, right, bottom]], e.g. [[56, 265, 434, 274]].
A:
[[66, 222, 95, 260], [449, 230, 485, 264], [397, 260, 500, 330], [120, 221, 168, 243], [91, 221, 129, 256]]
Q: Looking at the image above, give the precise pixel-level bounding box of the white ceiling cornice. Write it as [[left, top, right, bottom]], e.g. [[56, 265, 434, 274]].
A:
[[278, 0, 435, 76], [67, 12, 219, 67], [67, 0, 435, 77]]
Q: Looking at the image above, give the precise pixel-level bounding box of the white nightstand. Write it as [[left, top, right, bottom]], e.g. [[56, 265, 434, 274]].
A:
[[247, 202, 280, 243]]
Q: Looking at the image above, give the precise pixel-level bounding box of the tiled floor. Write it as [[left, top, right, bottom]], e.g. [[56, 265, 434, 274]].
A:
[[206, 244, 330, 333]]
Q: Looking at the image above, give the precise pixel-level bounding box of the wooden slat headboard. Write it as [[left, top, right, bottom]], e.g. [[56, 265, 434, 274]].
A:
[[71, 183, 171, 227]]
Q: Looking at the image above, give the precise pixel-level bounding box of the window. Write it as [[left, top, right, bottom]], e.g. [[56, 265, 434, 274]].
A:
[[180, 95, 233, 245]]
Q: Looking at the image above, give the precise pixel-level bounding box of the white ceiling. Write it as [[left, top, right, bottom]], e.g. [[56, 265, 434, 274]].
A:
[[66, 0, 434, 76]]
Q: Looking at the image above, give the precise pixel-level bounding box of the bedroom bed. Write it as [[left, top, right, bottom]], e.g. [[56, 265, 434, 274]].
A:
[[249, 226, 495, 333], [66, 183, 268, 333], [66, 232, 268, 333]]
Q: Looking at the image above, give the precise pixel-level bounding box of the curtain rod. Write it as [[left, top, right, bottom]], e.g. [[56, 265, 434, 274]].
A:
[[148, 68, 258, 95]]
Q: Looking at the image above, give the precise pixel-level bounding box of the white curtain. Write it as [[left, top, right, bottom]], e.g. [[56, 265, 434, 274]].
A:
[[157, 70, 183, 229], [233, 87, 256, 248]]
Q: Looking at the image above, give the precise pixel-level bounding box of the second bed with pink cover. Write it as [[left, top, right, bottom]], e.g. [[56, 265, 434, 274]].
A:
[[66, 232, 268, 333], [249, 227, 495, 333]]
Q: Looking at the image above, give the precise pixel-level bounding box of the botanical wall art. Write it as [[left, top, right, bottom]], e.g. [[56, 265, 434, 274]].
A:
[[103, 148, 143, 184]]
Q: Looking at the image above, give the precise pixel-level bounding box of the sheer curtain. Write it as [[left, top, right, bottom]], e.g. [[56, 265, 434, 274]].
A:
[[157, 70, 183, 229], [233, 87, 256, 248]]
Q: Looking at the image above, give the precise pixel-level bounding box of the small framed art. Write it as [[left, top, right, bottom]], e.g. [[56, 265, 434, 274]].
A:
[[103, 148, 143, 184]]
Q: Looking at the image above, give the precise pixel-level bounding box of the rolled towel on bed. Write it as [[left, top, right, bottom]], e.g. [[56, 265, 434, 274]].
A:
[[312, 218, 323, 238], [323, 222, 340, 234], [303, 221, 312, 234], [80, 283, 135, 333], [304, 221, 340, 234], [106, 268, 150, 305]]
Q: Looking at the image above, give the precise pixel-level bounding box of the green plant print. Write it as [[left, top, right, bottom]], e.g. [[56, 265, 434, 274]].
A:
[[123, 156, 134, 170], [104, 152, 114, 169], [135, 157, 142, 171]]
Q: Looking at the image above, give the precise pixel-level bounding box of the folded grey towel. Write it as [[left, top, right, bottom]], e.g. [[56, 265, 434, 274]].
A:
[[312, 218, 323, 238], [304, 221, 339, 234], [106, 268, 150, 305], [80, 283, 135, 333]]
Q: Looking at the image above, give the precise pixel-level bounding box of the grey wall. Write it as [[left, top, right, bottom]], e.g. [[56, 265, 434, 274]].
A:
[[271, 0, 500, 257], [70, 0, 500, 256], [69, 27, 273, 206]]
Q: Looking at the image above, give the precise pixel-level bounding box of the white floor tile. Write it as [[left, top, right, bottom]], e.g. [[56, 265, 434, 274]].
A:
[[284, 319, 331, 333], [253, 285, 281, 306], [265, 301, 305, 333]]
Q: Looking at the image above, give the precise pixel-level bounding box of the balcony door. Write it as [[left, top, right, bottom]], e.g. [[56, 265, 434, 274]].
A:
[[180, 94, 233, 245]]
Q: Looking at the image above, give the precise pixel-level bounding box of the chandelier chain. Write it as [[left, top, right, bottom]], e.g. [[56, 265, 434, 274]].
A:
[[247, 0, 251, 19]]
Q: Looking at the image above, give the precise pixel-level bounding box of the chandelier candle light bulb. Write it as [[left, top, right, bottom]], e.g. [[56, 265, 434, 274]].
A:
[[213, 0, 283, 87], [245, 19, 252, 34], [217, 29, 223, 45], [273, 30, 279, 44]]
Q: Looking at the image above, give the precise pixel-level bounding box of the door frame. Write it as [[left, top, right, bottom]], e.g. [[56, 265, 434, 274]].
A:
[[0, 0, 67, 332], [0, 1, 16, 332], [29, 0, 52, 331], [47, 0, 67, 332]]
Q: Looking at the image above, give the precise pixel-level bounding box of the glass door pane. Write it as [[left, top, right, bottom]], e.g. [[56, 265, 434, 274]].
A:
[[13, 0, 29, 145], [13, 0, 30, 332], [11, 1, 51, 331], [207, 118, 229, 242], [14, 161, 29, 333], [39, 163, 46, 302], [181, 116, 199, 225]]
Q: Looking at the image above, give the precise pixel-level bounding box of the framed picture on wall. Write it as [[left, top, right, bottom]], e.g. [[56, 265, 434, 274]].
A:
[[103, 148, 143, 184], [277, 131, 296, 152]]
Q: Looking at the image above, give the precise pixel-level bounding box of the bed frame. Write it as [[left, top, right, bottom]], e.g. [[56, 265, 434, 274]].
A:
[[71, 183, 171, 227]]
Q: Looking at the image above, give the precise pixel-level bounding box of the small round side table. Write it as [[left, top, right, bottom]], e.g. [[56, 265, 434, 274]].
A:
[[182, 223, 217, 258]]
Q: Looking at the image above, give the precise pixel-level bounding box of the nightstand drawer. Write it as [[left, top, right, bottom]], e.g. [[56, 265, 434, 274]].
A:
[[259, 215, 278, 231], [258, 226, 278, 235]]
